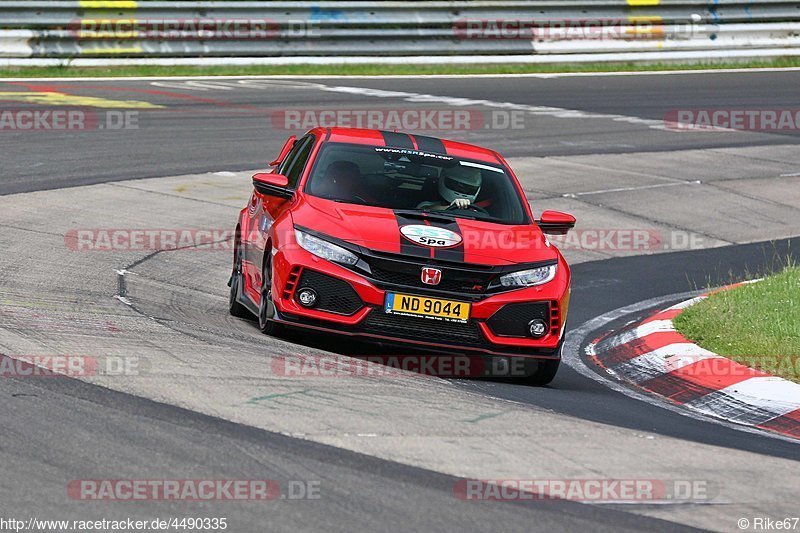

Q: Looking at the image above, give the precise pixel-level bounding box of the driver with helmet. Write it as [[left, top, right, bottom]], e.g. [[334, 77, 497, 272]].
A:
[[417, 164, 482, 211]]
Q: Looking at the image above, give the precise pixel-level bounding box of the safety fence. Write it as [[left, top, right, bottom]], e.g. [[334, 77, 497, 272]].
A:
[[1, 1, 799, 64]]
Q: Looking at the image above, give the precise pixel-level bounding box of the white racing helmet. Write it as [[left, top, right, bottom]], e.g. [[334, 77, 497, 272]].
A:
[[439, 164, 482, 204]]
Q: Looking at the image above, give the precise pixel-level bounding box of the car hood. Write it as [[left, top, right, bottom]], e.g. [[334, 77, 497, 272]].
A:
[[291, 195, 558, 266]]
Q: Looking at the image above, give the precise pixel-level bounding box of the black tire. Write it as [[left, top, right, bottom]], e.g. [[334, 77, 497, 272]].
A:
[[258, 254, 285, 337], [519, 339, 563, 386], [524, 358, 560, 386], [228, 240, 250, 319]]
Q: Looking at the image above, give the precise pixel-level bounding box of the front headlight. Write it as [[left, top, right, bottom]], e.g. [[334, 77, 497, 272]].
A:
[[499, 264, 557, 288], [294, 229, 358, 266]]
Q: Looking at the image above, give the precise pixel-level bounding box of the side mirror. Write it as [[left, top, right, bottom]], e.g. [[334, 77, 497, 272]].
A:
[[537, 210, 575, 235], [253, 173, 293, 199], [269, 135, 296, 167]]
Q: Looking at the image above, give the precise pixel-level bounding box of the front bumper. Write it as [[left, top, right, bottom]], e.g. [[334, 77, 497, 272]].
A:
[[270, 245, 570, 359]]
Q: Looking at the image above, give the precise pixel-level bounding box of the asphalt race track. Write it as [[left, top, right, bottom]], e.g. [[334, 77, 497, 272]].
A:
[[1, 70, 799, 532], [3, 70, 800, 195]]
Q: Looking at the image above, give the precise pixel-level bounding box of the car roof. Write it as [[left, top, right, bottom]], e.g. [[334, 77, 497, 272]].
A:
[[307, 127, 505, 166]]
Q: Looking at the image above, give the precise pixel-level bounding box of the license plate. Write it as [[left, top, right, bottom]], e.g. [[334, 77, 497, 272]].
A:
[[384, 293, 470, 323]]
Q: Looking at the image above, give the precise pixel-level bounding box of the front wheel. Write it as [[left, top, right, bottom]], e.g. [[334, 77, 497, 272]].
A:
[[524, 358, 560, 386], [518, 340, 563, 386], [228, 240, 250, 319], [258, 255, 285, 337]]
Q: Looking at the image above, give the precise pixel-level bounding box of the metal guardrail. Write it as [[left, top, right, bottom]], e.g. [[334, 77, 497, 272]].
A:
[[1, 1, 799, 63]]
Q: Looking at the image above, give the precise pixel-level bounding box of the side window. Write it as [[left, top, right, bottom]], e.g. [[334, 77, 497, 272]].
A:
[[276, 140, 299, 176], [281, 136, 315, 189]]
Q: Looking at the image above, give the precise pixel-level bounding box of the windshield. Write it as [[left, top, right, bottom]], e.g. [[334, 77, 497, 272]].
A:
[[304, 143, 529, 225]]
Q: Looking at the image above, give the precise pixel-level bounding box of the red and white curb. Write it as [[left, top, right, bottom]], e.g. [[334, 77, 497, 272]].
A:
[[586, 285, 800, 441]]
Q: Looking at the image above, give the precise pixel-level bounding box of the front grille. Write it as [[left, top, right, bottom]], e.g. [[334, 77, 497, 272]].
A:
[[486, 302, 549, 337], [295, 269, 363, 315], [362, 309, 486, 346], [367, 257, 497, 295], [283, 307, 559, 356]]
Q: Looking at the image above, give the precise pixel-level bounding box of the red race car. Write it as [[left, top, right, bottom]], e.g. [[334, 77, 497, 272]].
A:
[[229, 128, 575, 384]]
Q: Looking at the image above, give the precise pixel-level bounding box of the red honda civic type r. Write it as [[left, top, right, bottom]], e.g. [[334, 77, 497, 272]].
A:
[[229, 128, 575, 384]]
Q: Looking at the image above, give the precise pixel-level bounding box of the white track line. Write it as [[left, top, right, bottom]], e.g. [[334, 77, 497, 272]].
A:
[[308, 83, 671, 130]]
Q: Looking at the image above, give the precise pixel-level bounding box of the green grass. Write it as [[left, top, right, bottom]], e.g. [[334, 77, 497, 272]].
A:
[[2, 56, 800, 78], [674, 266, 800, 383]]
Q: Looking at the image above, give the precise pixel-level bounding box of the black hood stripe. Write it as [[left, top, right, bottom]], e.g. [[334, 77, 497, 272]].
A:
[[380, 131, 415, 149], [393, 212, 466, 263], [394, 212, 434, 259], [431, 218, 465, 263], [413, 135, 446, 154]]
